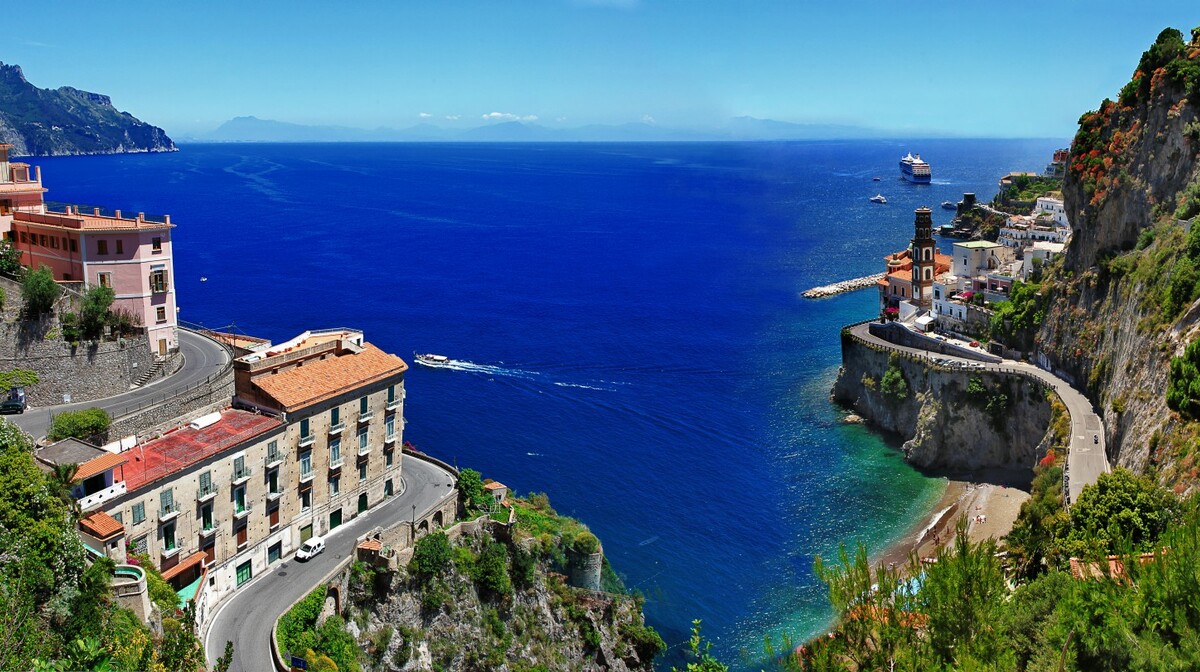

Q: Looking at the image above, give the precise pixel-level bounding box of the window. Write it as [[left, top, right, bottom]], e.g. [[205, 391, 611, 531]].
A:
[[69, 239, 77, 253], [236, 561, 252, 586], [132, 502, 145, 524], [39, 234, 46, 247], [156, 307, 166, 323], [359, 396, 368, 414], [97, 239, 108, 255], [132, 535, 148, 555], [163, 523, 176, 551], [300, 418, 310, 438], [160, 488, 175, 516], [201, 504, 213, 530], [50, 236, 58, 249], [301, 490, 312, 511], [199, 470, 215, 497], [234, 486, 246, 514], [331, 407, 340, 426], [330, 438, 342, 467], [385, 415, 395, 441], [330, 475, 340, 496], [98, 272, 112, 289], [358, 427, 368, 453], [19, 231, 26, 243], [236, 522, 248, 549], [149, 268, 169, 293], [385, 449, 394, 468], [115, 239, 123, 254], [152, 236, 162, 253], [384, 479, 393, 497], [269, 506, 280, 529], [387, 385, 396, 404], [300, 451, 313, 478], [112, 511, 123, 525], [359, 462, 367, 482], [233, 455, 248, 480]]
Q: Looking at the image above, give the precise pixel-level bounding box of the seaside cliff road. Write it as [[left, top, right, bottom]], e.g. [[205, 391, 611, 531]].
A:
[[846, 322, 1110, 503], [204, 456, 456, 672], [9, 328, 232, 439]]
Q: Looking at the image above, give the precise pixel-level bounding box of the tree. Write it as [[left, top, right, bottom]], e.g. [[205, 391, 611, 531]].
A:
[[1060, 469, 1177, 559], [879, 355, 908, 402], [214, 641, 235, 672], [457, 468, 490, 514], [77, 285, 115, 340], [48, 408, 111, 442], [0, 240, 22, 279], [48, 463, 81, 519], [409, 531, 451, 583], [475, 540, 512, 598], [21, 265, 60, 318], [1167, 336, 1200, 418]]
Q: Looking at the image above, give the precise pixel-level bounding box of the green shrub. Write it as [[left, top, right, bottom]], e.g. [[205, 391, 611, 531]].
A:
[[475, 540, 512, 598], [457, 468, 491, 514], [48, 408, 111, 441], [78, 285, 115, 340], [0, 369, 38, 391], [409, 531, 451, 583], [571, 531, 600, 555], [21, 265, 60, 318], [880, 355, 908, 402]]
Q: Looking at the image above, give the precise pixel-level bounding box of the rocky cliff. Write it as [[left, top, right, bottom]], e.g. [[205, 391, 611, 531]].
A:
[[0, 63, 175, 156], [832, 333, 1054, 474], [1018, 26, 1200, 490]]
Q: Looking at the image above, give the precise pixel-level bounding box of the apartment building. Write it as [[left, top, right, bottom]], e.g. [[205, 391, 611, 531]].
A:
[[40, 328, 408, 623]]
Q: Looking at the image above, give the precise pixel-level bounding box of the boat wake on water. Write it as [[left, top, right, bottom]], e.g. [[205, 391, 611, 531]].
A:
[[414, 353, 617, 391]]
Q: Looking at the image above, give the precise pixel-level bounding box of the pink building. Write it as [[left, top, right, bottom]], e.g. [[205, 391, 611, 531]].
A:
[[0, 144, 178, 356]]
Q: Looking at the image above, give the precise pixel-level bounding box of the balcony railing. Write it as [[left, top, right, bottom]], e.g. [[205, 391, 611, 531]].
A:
[[267, 488, 284, 501], [357, 441, 371, 456], [197, 482, 218, 502], [299, 467, 315, 484], [358, 411, 373, 423], [232, 466, 252, 485], [233, 503, 251, 519], [265, 450, 284, 469], [386, 397, 402, 411], [159, 501, 181, 521], [384, 432, 396, 445], [199, 523, 217, 537], [299, 433, 315, 448], [329, 422, 346, 435], [330, 455, 344, 470], [79, 481, 127, 512], [161, 544, 180, 558]]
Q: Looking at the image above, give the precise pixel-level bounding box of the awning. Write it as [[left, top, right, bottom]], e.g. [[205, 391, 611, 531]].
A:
[[916, 315, 936, 329], [161, 550, 207, 582]]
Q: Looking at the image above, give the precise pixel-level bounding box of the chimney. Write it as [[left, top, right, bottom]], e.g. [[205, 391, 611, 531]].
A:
[[94, 208, 101, 216], [164, 214, 171, 225], [35, 166, 41, 182], [114, 210, 121, 219]]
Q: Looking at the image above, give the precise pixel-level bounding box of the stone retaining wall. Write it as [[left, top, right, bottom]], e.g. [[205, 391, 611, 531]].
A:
[[106, 371, 235, 440]]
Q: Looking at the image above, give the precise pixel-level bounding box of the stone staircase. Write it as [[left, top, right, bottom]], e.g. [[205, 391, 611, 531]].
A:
[[131, 359, 165, 389]]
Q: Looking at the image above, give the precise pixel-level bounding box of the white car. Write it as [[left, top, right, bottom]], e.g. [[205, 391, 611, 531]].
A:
[[296, 536, 325, 561]]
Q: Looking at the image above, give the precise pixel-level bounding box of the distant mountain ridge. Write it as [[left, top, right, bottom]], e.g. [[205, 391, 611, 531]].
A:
[[0, 62, 175, 156], [196, 114, 889, 143]]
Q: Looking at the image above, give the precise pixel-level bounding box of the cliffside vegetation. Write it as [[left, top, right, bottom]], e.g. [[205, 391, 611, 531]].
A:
[[0, 63, 175, 156], [278, 489, 663, 672]]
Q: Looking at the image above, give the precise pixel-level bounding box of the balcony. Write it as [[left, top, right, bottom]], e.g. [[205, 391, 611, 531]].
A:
[[199, 523, 217, 538], [299, 434, 315, 448], [233, 503, 251, 520], [197, 482, 218, 502], [161, 544, 181, 559], [79, 481, 127, 512], [329, 422, 346, 435], [384, 432, 396, 445], [386, 397, 402, 412], [357, 442, 371, 457], [159, 501, 181, 522], [330, 455, 344, 470], [265, 450, 284, 469], [299, 468, 315, 484], [232, 466, 252, 485], [267, 488, 285, 502], [358, 411, 373, 423]]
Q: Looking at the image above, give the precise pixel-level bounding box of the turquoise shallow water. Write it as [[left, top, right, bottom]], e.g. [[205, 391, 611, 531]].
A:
[[33, 138, 1058, 668]]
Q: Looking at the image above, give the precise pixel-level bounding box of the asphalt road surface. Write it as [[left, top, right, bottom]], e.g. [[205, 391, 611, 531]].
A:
[[9, 329, 231, 439], [847, 322, 1109, 502], [204, 456, 456, 672]]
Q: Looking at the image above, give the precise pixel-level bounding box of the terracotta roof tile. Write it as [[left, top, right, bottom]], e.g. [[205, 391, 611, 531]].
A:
[[161, 551, 207, 581], [358, 539, 383, 552], [253, 343, 408, 411], [76, 452, 128, 482], [80, 511, 124, 540]]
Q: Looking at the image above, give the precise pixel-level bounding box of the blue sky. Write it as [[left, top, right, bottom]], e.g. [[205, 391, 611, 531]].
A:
[[4, 1, 1197, 137]]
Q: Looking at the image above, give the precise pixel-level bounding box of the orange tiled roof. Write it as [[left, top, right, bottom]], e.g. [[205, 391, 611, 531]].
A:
[[80, 511, 124, 540], [75, 452, 128, 482], [484, 481, 508, 490], [161, 551, 207, 582], [358, 539, 383, 552], [253, 343, 408, 411]]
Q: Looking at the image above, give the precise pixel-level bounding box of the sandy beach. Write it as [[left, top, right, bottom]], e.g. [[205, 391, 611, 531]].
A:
[[876, 475, 1030, 570]]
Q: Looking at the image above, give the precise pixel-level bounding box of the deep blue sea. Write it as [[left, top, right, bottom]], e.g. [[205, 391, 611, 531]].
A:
[[36, 139, 1059, 668]]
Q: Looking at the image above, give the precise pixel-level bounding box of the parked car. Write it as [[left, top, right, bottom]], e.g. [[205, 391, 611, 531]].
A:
[[0, 387, 27, 414], [296, 536, 325, 561]]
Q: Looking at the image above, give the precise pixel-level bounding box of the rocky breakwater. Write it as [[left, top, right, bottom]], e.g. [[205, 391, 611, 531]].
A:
[[803, 273, 885, 299], [831, 330, 1054, 473]]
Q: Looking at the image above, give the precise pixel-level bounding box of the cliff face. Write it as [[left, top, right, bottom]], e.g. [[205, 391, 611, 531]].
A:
[[0, 63, 176, 156], [1028, 28, 1200, 488], [832, 335, 1053, 473]]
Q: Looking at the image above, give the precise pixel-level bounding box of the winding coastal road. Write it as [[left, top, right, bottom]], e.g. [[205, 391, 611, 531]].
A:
[[204, 456, 456, 672], [847, 322, 1110, 502], [10, 328, 231, 439]]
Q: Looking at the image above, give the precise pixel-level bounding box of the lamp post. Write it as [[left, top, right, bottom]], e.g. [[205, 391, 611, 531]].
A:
[[411, 504, 416, 545]]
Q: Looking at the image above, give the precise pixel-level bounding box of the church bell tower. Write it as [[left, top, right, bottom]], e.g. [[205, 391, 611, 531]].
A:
[[911, 207, 935, 309]]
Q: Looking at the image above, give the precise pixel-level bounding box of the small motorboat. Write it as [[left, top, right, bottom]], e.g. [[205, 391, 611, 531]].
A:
[[941, 201, 957, 210], [872, 176, 881, 182], [414, 352, 452, 367], [870, 194, 887, 204], [200, 276, 208, 282]]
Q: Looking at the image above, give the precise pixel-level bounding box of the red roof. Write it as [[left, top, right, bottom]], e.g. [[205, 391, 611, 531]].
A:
[[124, 410, 282, 491], [76, 452, 128, 482], [161, 550, 207, 582], [358, 539, 383, 552]]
